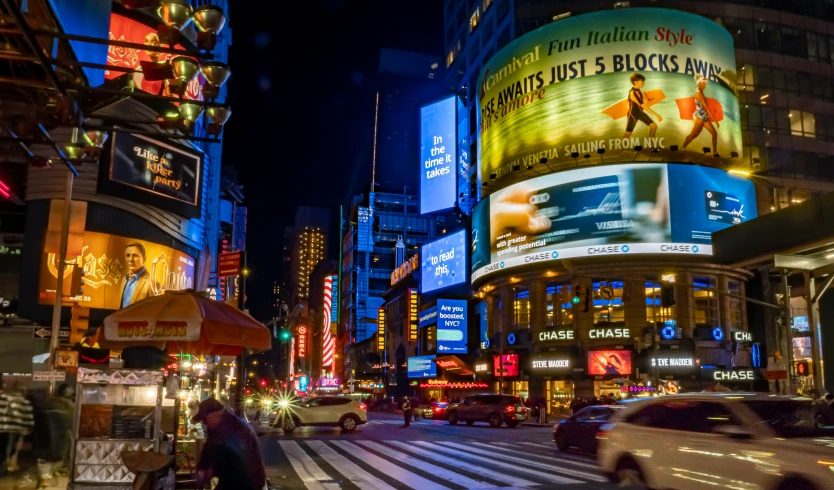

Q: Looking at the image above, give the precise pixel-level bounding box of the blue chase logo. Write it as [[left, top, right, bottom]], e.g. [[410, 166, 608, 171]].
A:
[[621, 245, 630, 253], [551, 251, 559, 259]]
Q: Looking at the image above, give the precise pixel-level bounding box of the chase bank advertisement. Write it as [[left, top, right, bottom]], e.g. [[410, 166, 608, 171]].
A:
[[478, 8, 741, 183], [471, 163, 756, 281]]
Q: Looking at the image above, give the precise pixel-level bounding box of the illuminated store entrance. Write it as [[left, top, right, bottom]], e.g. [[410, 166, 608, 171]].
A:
[[546, 380, 574, 415], [496, 380, 528, 400]]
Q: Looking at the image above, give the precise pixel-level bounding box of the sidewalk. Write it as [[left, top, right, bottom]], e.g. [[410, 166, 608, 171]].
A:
[[0, 472, 68, 490], [521, 413, 567, 427]]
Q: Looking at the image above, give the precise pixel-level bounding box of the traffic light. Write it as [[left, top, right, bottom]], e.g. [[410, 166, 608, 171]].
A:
[[69, 304, 90, 345], [795, 361, 809, 376], [279, 329, 291, 341], [259, 379, 267, 387], [571, 285, 582, 305], [660, 284, 676, 308], [69, 265, 85, 297]]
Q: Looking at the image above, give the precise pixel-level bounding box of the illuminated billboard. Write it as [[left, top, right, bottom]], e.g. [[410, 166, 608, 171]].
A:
[[420, 96, 457, 214], [407, 355, 436, 378], [436, 299, 467, 354], [588, 350, 632, 376], [39, 231, 195, 310], [421, 230, 467, 294], [478, 8, 741, 185], [471, 164, 755, 281], [494, 354, 519, 377], [100, 132, 203, 218]]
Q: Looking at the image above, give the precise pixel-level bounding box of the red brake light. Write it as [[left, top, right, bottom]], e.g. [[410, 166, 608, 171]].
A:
[[358, 403, 367, 411], [596, 429, 610, 440], [434, 407, 441, 412], [506, 405, 515, 413]]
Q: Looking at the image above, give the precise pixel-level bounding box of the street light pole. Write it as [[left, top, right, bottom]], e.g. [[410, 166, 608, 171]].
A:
[[48, 170, 74, 394]]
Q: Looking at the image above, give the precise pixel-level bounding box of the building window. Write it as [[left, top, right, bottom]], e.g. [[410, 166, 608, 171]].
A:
[[593, 281, 624, 326], [469, 9, 480, 32], [512, 287, 530, 329], [483, 0, 493, 11], [646, 281, 675, 326], [446, 48, 456, 68], [789, 110, 815, 138], [692, 276, 719, 329], [737, 63, 755, 91], [546, 283, 572, 327]]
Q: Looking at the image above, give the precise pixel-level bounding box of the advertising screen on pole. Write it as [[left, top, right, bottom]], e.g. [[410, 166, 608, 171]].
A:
[[421, 230, 467, 293], [420, 96, 457, 214], [408, 355, 437, 378], [588, 350, 632, 375], [470, 163, 755, 281], [38, 231, 195, 310], [477, 8, 741, 185], [494, 354, 519, 377], [436, 299, 468, 354]]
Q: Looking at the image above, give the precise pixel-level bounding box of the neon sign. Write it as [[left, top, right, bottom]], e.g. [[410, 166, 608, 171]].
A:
[[419, 381, 488, 389]]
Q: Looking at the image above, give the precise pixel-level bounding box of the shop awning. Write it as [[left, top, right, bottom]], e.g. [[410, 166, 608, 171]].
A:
[[434, 355, 474, 375], [93, 290, 271, 356]]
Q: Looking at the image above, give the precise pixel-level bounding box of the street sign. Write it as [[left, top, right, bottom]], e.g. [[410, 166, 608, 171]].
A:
[[599, 285, 615, 300], [218, 251, 242, 278], [32, 327, 69, 339], [32, 371, 66, 382]]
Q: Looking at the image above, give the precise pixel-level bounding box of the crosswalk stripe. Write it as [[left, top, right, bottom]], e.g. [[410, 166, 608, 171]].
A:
[[278, 441, 340, 490], [469, 442, 599, 470], [436, 441, 607, 482], [413, 441, 583, 485], [305, 440, 397, 490], [388, 441, 540, 488], [357, 441, 498, 489], [518, 442, 550, 448], [509, 442, 599, 465], [330, 440, 451, 490]]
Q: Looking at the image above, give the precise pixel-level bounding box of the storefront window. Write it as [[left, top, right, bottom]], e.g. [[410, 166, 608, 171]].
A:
[[546, 380, 574, 415], [727, 280, 744, 331], [545, 283, 573, 327], [593, 280, 624, 326], [495, 380, 528, 400], [646, 281, 675, 325], [693, 276, 719, 328], [512, 287, 530, 329]]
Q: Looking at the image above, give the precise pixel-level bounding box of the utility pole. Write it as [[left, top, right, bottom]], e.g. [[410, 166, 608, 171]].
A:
[[48, 171, 74, 394]]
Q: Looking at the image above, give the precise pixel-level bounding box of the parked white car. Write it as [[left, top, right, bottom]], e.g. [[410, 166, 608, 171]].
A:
[[598, 393, 834, 490], [272, 395, 367, 432]]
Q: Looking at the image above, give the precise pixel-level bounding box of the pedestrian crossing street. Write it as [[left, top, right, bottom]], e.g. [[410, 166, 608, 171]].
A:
[[265, 438, 609, 489]]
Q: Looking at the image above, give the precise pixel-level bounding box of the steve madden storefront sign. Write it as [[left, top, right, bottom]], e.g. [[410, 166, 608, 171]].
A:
[[651, 357, 694, 367], [530, 353, 572, 375], [538, 329, 574, 342], [587, 327, 631, 340]]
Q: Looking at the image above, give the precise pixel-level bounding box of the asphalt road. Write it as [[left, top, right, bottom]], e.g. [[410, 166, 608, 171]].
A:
[[258, 411, 618, 489]]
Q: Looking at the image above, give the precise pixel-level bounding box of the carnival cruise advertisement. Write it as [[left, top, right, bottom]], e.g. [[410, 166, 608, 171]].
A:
[[470, 163, 755, 281]]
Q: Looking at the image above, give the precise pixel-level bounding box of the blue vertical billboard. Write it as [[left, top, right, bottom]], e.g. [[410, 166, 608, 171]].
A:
[[420, 96, 457, 214], [421, 230, 467, 294], [437, 299, 468, 354]]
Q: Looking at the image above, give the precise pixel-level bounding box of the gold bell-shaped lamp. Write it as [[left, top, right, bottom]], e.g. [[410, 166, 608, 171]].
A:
[[82, 129, 109, 158], [200, 62, 231, 99], [157, 0, 193, 44], [179, 102, 204, 133], [167, 56, 200, 96], [192, 5, 227, 50], [206, 105, 231, 136]]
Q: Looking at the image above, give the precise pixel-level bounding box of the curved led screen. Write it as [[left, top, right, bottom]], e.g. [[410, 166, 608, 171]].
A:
[[477, 8, 741, 187], [471, 163, 756, 281]]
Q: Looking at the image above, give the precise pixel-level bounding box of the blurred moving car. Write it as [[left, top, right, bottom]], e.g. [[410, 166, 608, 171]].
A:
[[446, 394, 528, 427], [598, 393, 834, 489], [272, 395, 367, 432], [553, 405, 624, 453], [422, 402, 448, 419]]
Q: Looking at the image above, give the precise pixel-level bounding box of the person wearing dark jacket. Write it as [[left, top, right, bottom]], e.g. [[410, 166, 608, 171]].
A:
[[192, 398, 266, 490], [33, 384, 74, 489]]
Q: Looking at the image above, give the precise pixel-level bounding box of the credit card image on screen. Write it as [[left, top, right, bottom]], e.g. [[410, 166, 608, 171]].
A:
[[588, 350, 632, 375]]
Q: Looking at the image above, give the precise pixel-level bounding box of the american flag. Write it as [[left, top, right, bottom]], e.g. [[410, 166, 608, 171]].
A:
[[322, 277, 335, 368]]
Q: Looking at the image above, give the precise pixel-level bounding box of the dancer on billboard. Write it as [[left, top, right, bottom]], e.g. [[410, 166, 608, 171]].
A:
[[682, 76, 721, 157], [623, 73, 662, 142]]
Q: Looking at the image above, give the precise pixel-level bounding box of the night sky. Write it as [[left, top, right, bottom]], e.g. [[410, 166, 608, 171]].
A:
[[224, 1, 444, 319]]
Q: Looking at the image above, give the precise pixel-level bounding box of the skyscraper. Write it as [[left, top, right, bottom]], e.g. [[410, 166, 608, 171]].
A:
[[287, 206, 329, 307]]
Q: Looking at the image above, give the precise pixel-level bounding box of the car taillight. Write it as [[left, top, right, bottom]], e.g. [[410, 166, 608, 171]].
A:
[[358, 403, 367, 411], [434, 407, 441, 412], [506, 405, 515, 413], [596, 428, 610, 440]]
